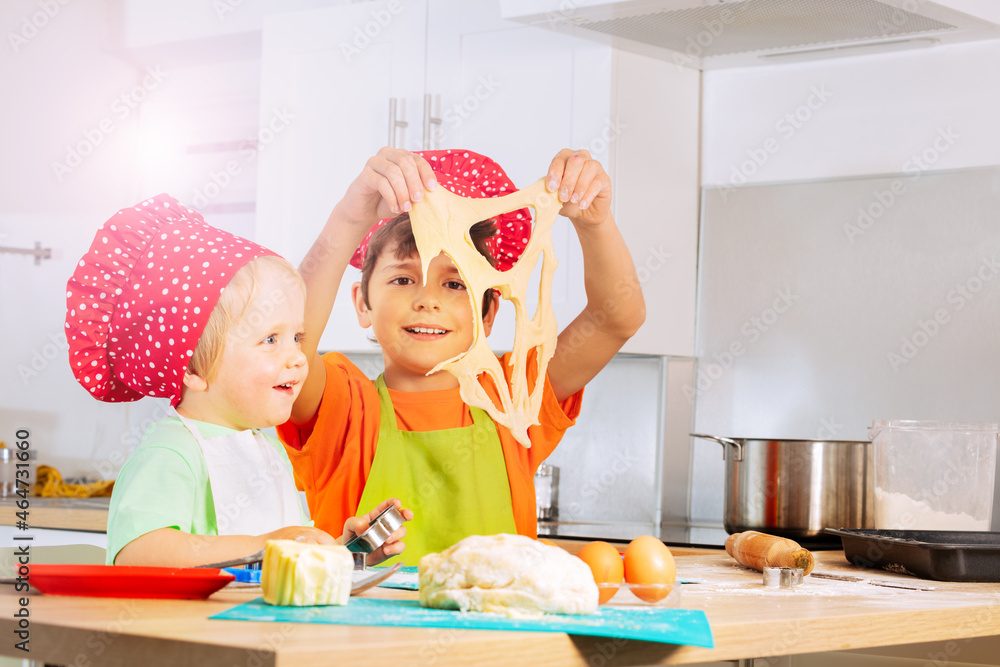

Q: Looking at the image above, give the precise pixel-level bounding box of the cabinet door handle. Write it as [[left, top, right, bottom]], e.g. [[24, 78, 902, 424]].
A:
[[423, 93, 442, 150], [388, 98, 408, 148]]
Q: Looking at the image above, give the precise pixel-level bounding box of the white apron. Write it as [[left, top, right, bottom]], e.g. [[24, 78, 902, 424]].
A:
[[172, 409, 302, 536]]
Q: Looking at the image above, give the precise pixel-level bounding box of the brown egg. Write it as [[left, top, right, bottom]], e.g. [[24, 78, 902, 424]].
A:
[[576, 541, 624, 604], [623, 535, 676, 603]]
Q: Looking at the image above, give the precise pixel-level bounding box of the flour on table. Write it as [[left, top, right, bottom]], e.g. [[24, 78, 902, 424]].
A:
[[418, 534, 598, 617]]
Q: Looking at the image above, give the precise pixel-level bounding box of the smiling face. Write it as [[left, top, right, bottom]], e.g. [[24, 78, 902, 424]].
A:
[[354, 247, 497, 391], [179, 258, 308, 431]]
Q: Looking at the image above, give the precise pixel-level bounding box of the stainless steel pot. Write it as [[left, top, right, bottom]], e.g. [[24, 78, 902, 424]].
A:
[[691, 434, 874, 541]]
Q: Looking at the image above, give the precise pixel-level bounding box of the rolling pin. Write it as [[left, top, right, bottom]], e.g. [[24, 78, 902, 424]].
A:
[[725, 531, 815, 576]]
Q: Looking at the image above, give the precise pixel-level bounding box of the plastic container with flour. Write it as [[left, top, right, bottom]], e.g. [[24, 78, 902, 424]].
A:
[[869, 420, 997, 531]]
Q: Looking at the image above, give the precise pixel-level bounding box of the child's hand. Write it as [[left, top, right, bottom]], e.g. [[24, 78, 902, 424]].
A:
[[545, 148, 612, 228], [340, 498, 414, 566], [263, 526, 338, 545], [335, 147, 439, 230]]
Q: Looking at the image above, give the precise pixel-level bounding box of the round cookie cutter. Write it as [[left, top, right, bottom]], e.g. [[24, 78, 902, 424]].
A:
[[345, 504, 406, 556]]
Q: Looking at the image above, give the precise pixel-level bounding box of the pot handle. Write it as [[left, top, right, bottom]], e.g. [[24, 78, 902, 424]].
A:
[[690, 433, 745, 462]]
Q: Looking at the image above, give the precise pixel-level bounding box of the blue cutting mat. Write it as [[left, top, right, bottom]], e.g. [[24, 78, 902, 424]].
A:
[[211, 596, 713, 647], [376, 565, 419, 590]]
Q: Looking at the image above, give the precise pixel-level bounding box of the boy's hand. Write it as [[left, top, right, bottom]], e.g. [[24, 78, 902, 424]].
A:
[[336, 147, 439, 230], [546, 148, 612, 228], [340, 498, 414, 566]]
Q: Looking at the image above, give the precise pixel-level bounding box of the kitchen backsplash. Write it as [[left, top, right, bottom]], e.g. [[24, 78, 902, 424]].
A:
[[693, 168, 1000, 531]]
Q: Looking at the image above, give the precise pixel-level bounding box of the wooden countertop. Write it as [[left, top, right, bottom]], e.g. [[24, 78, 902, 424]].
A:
[[0, 497, 109, 532], [3, 549, 999, 666]]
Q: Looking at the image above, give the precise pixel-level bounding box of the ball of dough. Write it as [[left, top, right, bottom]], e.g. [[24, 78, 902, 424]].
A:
[[418, 534, 599, 617]]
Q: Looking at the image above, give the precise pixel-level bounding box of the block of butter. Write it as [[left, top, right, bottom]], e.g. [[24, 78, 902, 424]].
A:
[[261, 539, 353, 606]]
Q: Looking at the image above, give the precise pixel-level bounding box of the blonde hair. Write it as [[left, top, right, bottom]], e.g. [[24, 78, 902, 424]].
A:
[[188, 255, 305, 383]]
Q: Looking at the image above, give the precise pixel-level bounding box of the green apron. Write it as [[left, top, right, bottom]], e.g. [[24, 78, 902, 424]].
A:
[[355, 376, 518, 565]]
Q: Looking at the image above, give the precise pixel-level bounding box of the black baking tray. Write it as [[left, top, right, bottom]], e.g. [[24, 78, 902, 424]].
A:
[[825, 529, 1000, 582]]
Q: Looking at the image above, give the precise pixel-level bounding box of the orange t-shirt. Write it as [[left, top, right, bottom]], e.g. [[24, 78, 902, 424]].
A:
[[276, 351, 583, 538]]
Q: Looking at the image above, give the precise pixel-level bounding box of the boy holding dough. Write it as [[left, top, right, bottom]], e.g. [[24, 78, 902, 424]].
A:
[[279, 148, 645, 564]]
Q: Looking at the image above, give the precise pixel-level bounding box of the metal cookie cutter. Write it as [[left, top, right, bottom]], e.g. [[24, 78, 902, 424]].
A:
[[763, 567, 804, 589], [345, 504, 406, 569]]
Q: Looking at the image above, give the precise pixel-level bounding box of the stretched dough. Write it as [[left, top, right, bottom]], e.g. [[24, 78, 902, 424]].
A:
[[409, 179, 561, 448], [418, 534, 598, 617]]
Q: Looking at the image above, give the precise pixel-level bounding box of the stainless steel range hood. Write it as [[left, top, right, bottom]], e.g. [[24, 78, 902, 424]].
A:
[[500, 0, 1000, 69]]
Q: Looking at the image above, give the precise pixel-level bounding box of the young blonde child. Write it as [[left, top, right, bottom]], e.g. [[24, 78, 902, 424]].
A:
[[65, 194, 411, 567], [278, 148, 645, 565]]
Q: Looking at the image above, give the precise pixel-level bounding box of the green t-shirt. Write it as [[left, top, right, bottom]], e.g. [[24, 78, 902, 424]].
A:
[[105, 416, 307, 564]]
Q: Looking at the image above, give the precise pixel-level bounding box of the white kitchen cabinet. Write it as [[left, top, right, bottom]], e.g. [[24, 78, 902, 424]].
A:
[[611, 50, 700, 357], [256, 0, 696, 355], [256, 0, 428, 352]]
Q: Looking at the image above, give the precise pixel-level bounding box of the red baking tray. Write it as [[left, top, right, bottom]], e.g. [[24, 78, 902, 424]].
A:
[[26, 564, 236, 599]]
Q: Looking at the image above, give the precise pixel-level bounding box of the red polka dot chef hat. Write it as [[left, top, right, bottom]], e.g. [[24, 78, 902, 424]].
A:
[[349, 149, 531, 272], [65, 194, 277, 405]]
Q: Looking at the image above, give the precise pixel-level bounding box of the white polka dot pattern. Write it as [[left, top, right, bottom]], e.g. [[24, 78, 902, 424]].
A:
[[65, 194, 277, 405], [349, 149, 531, 272]]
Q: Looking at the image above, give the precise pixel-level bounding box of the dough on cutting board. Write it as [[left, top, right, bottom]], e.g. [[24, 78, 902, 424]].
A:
[[418, 534, 598, 617]]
